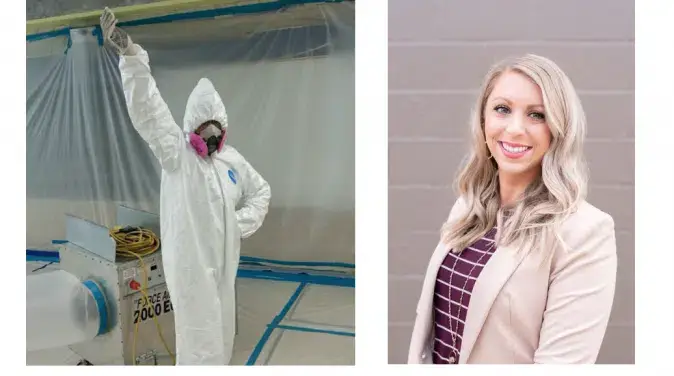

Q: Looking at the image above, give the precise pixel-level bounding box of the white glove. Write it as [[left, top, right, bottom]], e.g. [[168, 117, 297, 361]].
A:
[[100, 7, 133, 55]]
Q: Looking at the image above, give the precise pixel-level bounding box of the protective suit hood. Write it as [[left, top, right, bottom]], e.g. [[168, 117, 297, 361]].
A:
[[183, 78, 228, 133]]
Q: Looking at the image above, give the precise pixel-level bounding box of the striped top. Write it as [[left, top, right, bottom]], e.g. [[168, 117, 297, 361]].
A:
[[432, 227, 498, 364]]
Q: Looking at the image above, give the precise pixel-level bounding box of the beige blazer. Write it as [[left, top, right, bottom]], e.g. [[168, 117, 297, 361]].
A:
[[408, 198, 617, 364]]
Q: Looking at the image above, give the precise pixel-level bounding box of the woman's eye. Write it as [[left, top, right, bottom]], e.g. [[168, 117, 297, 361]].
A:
[[494, 105, 510, 114], [529, 112, 546, 120]]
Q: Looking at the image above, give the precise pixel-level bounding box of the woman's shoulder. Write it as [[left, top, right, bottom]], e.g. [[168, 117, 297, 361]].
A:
[[557, 200, 616, 255], [446, 196, 469, 221], [561, 200, 614, 233]]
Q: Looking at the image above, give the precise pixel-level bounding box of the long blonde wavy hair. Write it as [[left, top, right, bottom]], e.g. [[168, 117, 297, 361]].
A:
[[441, 54, 589, 254]]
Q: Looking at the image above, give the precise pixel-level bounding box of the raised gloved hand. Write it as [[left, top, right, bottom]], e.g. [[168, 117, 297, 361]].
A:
[[100, 7, 133, 55]]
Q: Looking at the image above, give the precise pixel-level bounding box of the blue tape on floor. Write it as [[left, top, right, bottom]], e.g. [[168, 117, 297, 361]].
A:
[[241, 255, 354, 269], [27, 248, 354, 287], [39, 244, 354, 270], [273, 324, 354, 337], [237, 269, 354, 288], [246, 282, 307, 365], [239, 269, 354, 287], [26, 251, 354, 287], [239, 262, 352, 276]]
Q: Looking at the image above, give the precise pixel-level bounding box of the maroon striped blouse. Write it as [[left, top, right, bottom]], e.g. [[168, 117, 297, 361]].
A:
[[432, 227, 498, 364]]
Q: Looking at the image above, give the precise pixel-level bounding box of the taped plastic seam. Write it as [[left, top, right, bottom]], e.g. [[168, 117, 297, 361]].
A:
[[237, 270, 354, 287], [26, 0, 349, 42], [26, 250, 60, 263], [242, 255, 354, 269], [27, 248, 354, 276], [273, 324, 354, 337], [27, 250, 354, 288], [26, 27, 71, 42], [117, 0, 343, 28], [246, 282, 308, 365], [26, 255, 60, 263], [32, 245, 355, 269]]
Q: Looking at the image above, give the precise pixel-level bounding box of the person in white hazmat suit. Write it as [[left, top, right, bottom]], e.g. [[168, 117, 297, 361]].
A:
[[100, 8, 271, 365]]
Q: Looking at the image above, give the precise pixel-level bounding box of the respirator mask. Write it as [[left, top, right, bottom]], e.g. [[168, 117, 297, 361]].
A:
[[189, 122, 226, 157], [200, 123, 223, 155]]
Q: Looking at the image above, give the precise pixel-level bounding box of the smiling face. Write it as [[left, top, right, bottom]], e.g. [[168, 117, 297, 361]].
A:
[[484, 70, 552, 184]]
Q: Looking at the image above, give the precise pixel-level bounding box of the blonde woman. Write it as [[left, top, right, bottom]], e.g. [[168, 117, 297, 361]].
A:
[[407, 55, 617, 364]]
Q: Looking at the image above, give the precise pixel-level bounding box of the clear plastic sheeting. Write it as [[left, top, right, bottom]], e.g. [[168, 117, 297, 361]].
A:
[[26, 270, 104, 352], [26, 1, 355, 264]]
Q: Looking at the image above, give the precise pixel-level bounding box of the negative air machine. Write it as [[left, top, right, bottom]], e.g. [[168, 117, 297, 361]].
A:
[[26, 205, 176, 365]]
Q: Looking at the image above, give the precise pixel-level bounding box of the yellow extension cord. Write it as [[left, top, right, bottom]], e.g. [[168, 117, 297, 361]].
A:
[[109, 226, 176, 365]]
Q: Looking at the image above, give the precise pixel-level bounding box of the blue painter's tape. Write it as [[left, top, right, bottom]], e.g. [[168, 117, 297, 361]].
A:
[[82, 280, 109, 336], [274, 324, 354, 337], [26, 0, 346, 42], [239, 263, 351, 276], [245, 327, 273, 364], [26, 28, 71, 42], [65, 33, 73, 54], [118, 0, 340, 28], [273, 283, 306, 326], [27, 255, 60, 263], [49, 241, 353, 269], [28, 248, 355, 286], [240, 255, 355, 269], [26, 250, 60, 263], [28, 249, 354, 284], [246, 282, 307, 365], [91, 26, 104, 46], [26, 250, 59, 257], [237, 269, 354, 288]]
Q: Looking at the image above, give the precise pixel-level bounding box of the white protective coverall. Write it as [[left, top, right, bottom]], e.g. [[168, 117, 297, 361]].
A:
[[118, 44, 271, 365]]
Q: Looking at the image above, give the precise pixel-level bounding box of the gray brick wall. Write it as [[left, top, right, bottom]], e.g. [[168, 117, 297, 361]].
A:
[[388, 0, 634, 364]]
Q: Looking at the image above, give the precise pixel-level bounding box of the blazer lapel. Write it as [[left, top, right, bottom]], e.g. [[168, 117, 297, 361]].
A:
[[417, 241, 451, 314], [459, 243, 533, 363]]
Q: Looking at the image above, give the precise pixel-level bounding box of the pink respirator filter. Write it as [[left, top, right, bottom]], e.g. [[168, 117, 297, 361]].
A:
[[189, 133, 209, 157]]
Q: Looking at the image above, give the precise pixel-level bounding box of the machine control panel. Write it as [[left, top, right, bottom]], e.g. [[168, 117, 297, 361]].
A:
[[119, 255, 166, 297]]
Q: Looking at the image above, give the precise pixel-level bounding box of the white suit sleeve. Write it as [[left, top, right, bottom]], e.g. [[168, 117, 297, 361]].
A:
[[236, 158, 271, 238], [533, 215, 617, 364], [119, 44, 184, 172]]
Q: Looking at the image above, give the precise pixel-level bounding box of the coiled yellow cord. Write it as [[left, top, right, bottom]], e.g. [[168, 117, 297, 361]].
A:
[[110, 226, 176, 365]]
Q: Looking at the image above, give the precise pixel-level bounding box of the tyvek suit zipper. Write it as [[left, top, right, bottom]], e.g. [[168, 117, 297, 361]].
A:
[[209, 158, 239, 335]]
